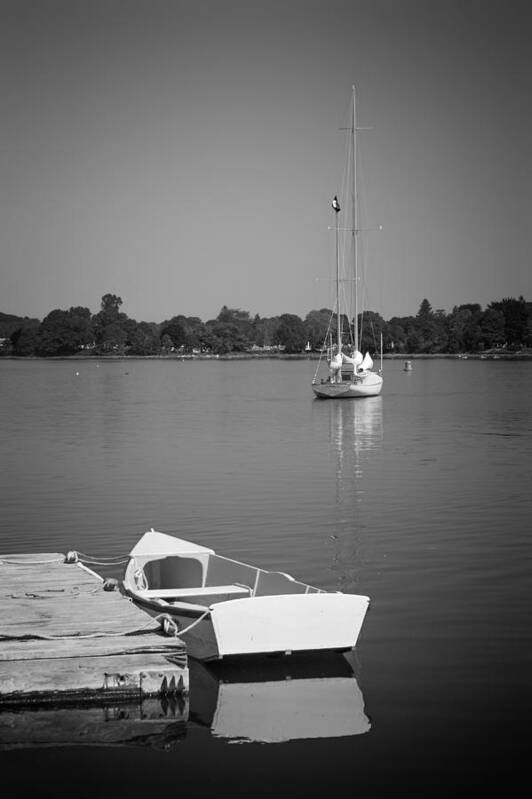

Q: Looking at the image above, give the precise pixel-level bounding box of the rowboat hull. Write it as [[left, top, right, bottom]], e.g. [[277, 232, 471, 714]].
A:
[[130, 592, 369, 661], [123, 531, 370, 661]]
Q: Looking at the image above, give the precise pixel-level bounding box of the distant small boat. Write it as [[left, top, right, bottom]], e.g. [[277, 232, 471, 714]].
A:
[[403, 360, 413, 371], [123, 530, 370, 661]]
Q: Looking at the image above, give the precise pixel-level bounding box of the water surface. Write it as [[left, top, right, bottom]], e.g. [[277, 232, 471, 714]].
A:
[[1, 357, 530, 795]]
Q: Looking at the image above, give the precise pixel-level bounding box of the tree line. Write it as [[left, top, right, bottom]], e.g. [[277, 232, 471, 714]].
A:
[[0, 294, 530, 357]]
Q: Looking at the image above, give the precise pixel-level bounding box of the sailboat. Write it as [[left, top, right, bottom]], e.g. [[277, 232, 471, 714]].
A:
[[312, 86, 383, 399]]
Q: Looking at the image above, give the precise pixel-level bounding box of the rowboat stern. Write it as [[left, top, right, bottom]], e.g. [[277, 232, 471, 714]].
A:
[[210, 592, 370, 657]]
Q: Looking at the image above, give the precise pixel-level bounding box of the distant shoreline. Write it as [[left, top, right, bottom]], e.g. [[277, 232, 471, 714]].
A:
[[2, 351, 532, 362]]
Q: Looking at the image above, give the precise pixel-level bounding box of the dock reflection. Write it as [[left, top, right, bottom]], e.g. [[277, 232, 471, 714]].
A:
[[0, 653, 371, 748], [189, 651, 371, 743], [0, 697, 188, 751]]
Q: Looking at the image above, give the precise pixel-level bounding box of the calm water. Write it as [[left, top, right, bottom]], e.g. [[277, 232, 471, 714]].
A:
[[1, 357, 531, 795]]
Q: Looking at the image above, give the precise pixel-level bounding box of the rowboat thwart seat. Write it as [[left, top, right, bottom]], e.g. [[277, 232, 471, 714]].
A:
[[135, 584, 252, 610], [136, 584, 252, 600]]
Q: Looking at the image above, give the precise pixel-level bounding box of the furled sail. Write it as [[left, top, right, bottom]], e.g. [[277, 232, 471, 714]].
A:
[[328, 351, 343, 383], [361, 352, 373, 371], [342, 350, 363, 368], [329, 352, 343, 373]]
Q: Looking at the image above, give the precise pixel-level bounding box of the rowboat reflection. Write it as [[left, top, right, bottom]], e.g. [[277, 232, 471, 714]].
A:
[[189, 651, 371, 743]]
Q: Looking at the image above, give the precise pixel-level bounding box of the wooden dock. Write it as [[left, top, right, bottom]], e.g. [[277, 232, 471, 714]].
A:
[[0, 552, 189, 705]]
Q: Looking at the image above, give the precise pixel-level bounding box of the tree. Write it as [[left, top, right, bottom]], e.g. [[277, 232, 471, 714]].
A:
[[127, 321, 161, 355], [387, 317, 408, 353], [359, 311, 386, 354], [417, 299, 433, 320], [160, 318, 187, 349], [10, 321, 41, 356], [414, 299, 440, 352], [97, 322, 127, 353], [160, 333, 174, 353], [206, 321, 249, 353], [175, 315, 211, 352], [447, 307, 472, 353], [0, 313, 39, 339], [99, 294, 123, 321], [488, 297, 528, 348], [92, 295, 129, 353], [36, 307, 93, 356], [215, 307, 253, 343], [431, 309, 449, 352], [479, 308, 505, 350], [252, 315, 280, 348], [406, 325, 424, 353], [304, 309, 332, 351], [274, 314, 306, 353]]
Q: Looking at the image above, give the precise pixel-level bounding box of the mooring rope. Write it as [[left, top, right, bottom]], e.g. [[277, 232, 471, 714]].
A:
[[0, 612, 195, 642], [4, 585, 103, 599], [0, 556, 65, 566], [65, 551, 129, 566], [0, 552, 129, 567], [167, 609, 210, 637]]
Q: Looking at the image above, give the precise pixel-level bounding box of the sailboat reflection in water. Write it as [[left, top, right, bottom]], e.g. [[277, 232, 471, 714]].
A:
[[324, 396, 384, 590], [189, 651, 370, 744]]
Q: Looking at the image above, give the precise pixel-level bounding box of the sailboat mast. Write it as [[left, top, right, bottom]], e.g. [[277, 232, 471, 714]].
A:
[[352, 84, 358, 354], [332, 195, 342, 354], [336, 202, 341, 352]]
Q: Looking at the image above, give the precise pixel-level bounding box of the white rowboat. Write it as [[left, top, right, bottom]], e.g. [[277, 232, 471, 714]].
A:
[[123, 530, 370, 661]]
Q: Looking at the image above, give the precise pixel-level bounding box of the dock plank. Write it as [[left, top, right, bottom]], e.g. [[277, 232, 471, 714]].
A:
[[0, 635, 187, 661]]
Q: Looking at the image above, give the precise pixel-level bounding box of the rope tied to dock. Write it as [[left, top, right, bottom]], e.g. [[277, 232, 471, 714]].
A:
[[0, 612, 193, 642], [0, 552, 129, 567], [0, 556, 65, 566], [5, 585, 102, 599], [65, 551, 130, 566], [162, 609, 211, 637], [161, 615, 179, 637]]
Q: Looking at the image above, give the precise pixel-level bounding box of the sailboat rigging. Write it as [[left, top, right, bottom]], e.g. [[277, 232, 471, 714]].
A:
[[312, 85, 383, 399]]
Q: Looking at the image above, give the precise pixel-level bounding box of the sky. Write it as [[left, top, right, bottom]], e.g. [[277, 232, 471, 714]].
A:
[[1, 0, 531, 324]]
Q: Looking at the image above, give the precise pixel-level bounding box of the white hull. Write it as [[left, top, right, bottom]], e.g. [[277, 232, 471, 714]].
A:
[[132, 593, 368, 661], [313, 371, 383, 399], [123, 531, 370, 661]]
